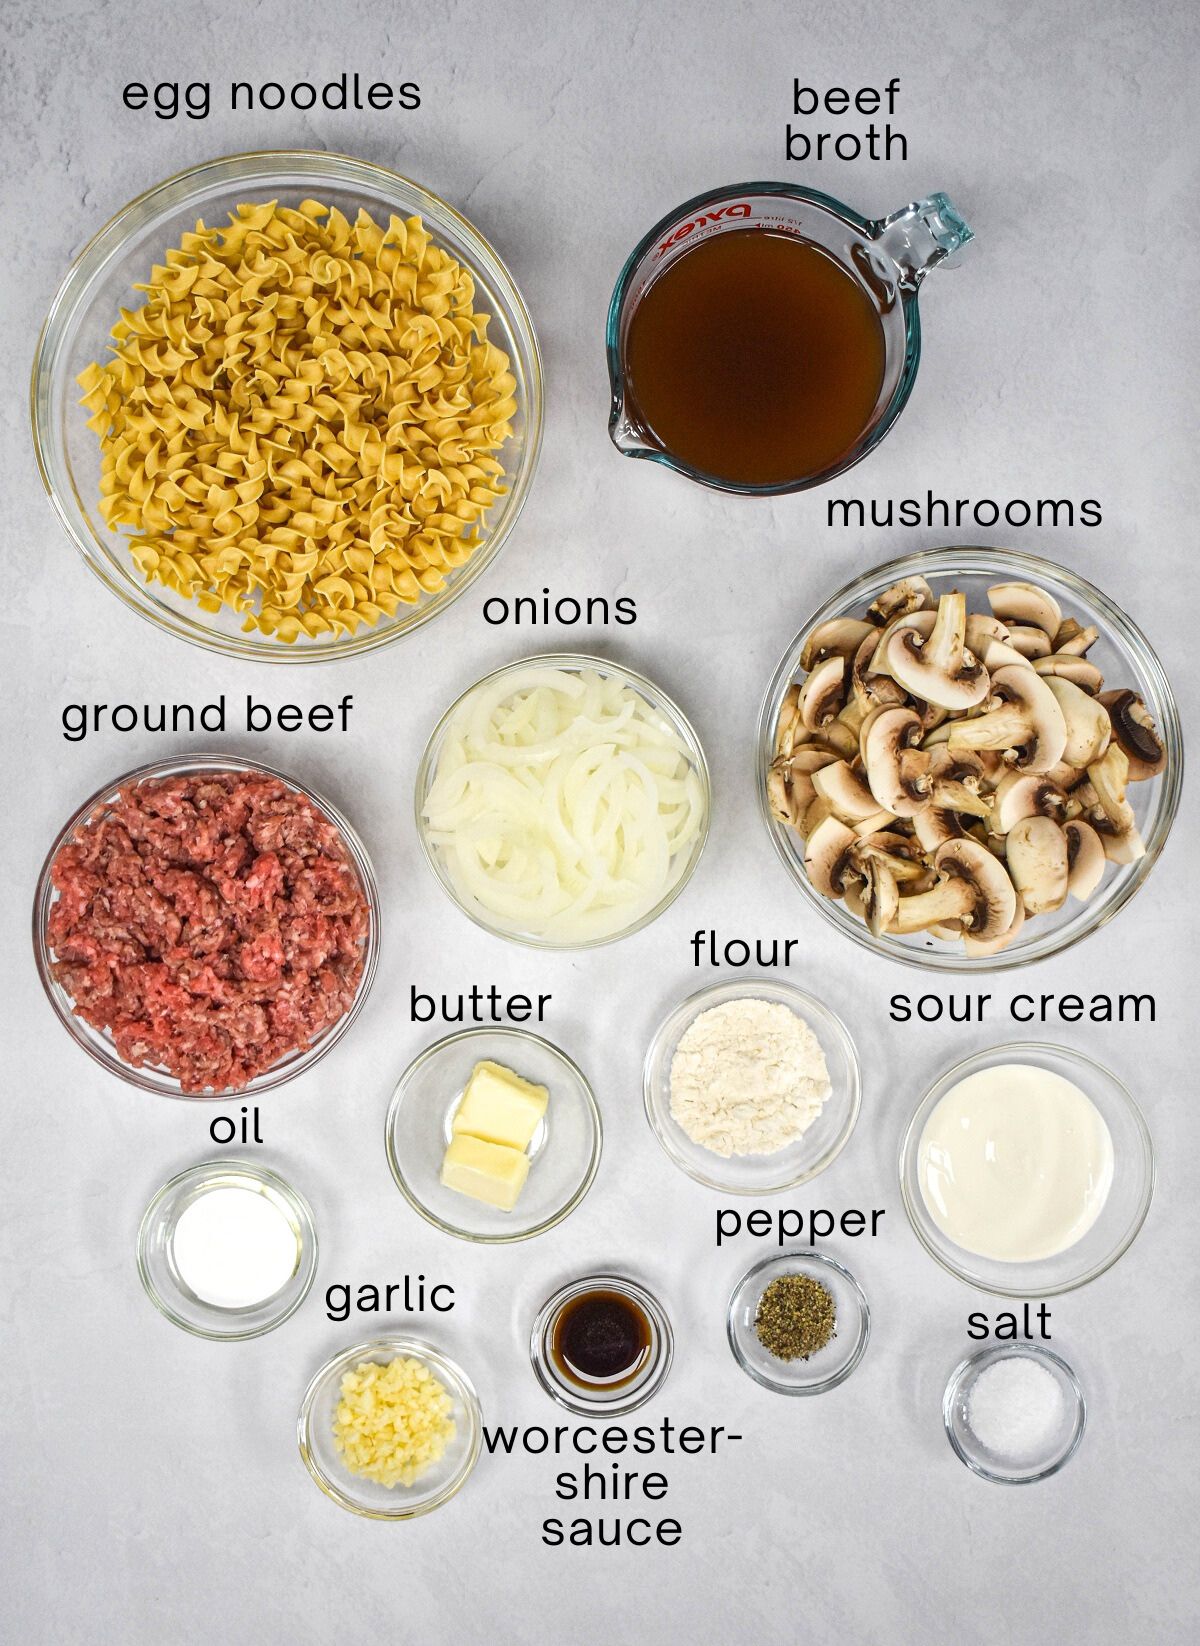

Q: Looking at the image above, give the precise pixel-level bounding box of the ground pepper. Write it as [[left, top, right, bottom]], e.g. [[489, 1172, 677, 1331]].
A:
[[754, 1273, 836, 1360]]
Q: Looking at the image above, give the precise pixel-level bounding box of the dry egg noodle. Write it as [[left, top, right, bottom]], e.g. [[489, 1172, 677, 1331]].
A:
[[77, 201, 516, 641]]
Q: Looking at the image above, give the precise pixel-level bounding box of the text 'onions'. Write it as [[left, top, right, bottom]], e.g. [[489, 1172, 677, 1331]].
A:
[[421, 665, 708, 943]]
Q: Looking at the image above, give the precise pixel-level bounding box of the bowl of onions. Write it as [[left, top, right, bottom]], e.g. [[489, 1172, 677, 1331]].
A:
[[415, 653, 711, 947]]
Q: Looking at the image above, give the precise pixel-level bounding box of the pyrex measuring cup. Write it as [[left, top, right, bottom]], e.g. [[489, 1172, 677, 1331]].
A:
[[607, 182, 972, 495]]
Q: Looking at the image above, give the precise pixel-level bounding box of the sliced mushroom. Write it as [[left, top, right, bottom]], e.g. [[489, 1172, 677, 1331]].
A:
[[866, 575, 934, 626], [870, 609, 937, 679], [799, 618, 875, 673], [1055, 623, 1099, 657], [946, 665, 1068, 773], [1042, 675, 1111, 767], [1006, 815, 1069, 914], [1099, 689, 1166, 780], [862, 706, 930, 817], [888, 591, 990, 711], [1005, 624, 1053, 660], [987, 581, 1062, 638], [887, 837, 1017, 939], [976, 634, 1036, 672], [811, 759, 889, 824], [1034, 654, 1104, 693], [1064, 819, 1106, 900], [1087, 744, 1146, 863], [989, 770, 1068, 834], [803, 814, 858, 897], [962, 897, 1026, 957], [913, 802, 967, 854], [797, 654, 848, 730], [813, 717, 860, 761], [774, 684, 804, 759], [851, 629, 908, 711]]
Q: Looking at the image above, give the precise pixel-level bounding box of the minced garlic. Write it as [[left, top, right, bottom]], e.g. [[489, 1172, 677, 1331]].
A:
[[332, 1356, 456, 1488]]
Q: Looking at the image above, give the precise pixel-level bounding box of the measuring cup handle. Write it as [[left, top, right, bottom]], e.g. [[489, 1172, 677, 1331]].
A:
[[871, 193, 974, 286]]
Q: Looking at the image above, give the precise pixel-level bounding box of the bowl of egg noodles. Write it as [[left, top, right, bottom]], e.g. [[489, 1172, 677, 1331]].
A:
[[31, 150, 543, 661]]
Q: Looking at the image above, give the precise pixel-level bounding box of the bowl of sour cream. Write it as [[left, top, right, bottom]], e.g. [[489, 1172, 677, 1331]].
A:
[[899, 1043, 1154, 1296]]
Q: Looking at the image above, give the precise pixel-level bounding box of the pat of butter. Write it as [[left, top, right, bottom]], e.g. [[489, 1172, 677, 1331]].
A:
[[452, 1060, 548, 1151], [440, 1134, 531, 1211]]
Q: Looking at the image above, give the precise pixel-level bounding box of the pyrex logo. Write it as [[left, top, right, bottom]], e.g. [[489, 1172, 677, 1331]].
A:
[[655, 202, 751, 256]]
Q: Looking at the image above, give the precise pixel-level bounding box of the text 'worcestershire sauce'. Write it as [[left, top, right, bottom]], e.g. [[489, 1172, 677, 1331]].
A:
[[552, 1289, 652, 1388], [624, 230, 886, 488]]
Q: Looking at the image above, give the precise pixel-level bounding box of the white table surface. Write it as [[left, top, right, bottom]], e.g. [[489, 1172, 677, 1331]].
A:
[[2, 1, 1197, 1640]]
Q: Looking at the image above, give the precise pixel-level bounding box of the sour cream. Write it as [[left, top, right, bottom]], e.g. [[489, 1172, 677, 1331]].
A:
[[918, 1063, 1114, 1263]]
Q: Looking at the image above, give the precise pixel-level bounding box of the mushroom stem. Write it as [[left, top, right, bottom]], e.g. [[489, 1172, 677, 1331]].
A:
[[887, 878, 975, 933], [947, 705, 1030, 753]]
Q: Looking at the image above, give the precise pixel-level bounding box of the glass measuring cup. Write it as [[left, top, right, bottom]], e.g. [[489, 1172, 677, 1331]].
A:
[[607, 182, 972, 495]]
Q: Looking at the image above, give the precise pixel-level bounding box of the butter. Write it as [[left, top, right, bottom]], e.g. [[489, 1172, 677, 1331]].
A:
[[452, 1060, 548, 1151], [440, 1134, 531, 1211]]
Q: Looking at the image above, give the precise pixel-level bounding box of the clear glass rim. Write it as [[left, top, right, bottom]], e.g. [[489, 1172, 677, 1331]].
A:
[[605, 179, 920, 496], [943, 1343, 1086, 1484], [757, 545, 1184, 971], [32, 751, 381, 1099], [529, 1273, 674, 1416], [641, 976, 861, 1193], [413, 650, 712, 949], [898, 1040, 1155, 1297], [725, 1250, 871, 1396], [384, 1025, 603, 1243], [136, 1157, 318, 1340], [297, 1334, 482, 1519], [30, 149, 544, 664]]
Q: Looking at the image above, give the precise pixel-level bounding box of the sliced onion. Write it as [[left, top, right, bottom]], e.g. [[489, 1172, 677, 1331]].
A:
[[423, 666, 706, 941]]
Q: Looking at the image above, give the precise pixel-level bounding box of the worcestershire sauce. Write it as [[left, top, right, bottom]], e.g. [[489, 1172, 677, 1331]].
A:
[[553, 1289, 651, 1387], [625, 229, 886, 488]]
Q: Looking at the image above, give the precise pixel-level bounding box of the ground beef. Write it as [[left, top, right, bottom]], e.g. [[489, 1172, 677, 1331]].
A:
[[48, 770, 370, 1093]]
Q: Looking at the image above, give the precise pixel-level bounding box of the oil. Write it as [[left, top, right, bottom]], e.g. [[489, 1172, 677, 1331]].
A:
[[552, 1289, 651, 1388], [624, 230, 886, 488]]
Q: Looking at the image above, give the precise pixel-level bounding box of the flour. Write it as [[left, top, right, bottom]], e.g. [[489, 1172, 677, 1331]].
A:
[[668, 998, 831, 1157]]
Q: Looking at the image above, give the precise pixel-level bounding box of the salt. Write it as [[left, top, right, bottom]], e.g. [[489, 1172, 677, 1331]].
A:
[[967, 1355, 1064, 1458]]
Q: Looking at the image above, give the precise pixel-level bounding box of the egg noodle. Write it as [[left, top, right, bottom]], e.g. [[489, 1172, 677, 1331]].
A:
[[78, 201, 515, 641]]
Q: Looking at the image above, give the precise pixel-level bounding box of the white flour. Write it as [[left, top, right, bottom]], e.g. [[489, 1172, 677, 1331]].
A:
[[668, 998, 831, 1157]]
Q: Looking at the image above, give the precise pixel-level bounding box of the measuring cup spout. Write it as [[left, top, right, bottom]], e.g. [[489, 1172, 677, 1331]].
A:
[[872, 193, 973, 287]]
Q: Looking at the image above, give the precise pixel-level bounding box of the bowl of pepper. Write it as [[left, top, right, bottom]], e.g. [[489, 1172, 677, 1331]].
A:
[[726, 1251, 870, 1396]]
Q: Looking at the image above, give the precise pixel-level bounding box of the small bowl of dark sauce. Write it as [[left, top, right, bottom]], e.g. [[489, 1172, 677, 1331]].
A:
[[530, 1274, 673, 1415]]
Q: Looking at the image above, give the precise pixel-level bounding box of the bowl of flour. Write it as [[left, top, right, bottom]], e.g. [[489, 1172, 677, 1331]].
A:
[[642, 979, 861, 1193]]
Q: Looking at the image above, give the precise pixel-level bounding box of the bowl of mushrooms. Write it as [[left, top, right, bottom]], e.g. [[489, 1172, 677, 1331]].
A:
[[758, 548, 1181, 970]]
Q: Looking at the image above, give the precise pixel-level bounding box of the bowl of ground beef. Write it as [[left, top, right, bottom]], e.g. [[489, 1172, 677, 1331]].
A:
[[34, 755, 378, 1097]]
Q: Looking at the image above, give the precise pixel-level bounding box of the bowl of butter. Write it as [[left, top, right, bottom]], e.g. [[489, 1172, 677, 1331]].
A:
[[385, 1028, 602, 1242]]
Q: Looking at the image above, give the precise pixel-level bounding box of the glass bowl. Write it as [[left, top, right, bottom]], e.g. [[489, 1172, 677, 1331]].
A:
[[414, 652, 711, 948], [137, 1158, 317, 1339], [33, 752, 379, 1099], [758, 547, 1182, 971], [727, 1251, 870, 1395], [31, 150, 543, 663], [529, 1274, 674, 1416], [643, 979, 860, 1193], [385, 1027, 601, 1242], [944, 1344, 1086, 1484], [900, 1042, 1154, 1297], [298, 1335, 481, 1519]]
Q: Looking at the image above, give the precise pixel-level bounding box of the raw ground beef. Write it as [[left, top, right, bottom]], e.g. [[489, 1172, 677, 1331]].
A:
[[48, 770, 370, 1092]]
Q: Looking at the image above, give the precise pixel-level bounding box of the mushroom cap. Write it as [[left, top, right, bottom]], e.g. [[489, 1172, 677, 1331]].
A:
[[1099, 689, 1166, 780], [803, 814, 858, 897], [851, 628, 908, 710], [867, 575, 934, 626], [1034, 655, 1104, 693], [870, 609, 936, 679], [797, 654, 848, 729], [800, 617, 874, 673], [888, 592, 990, 711], [947, 664, 1068, 773], [987, 580, 1063, 637], [1005, 625, 1053, 660], [811, 759, 886, 823], [934, 837, 1019, 938], [1064, 819, 1106, 901], [1043, 674, 1111, 767], [962, 897, 1027, 957], [862, 706, 928, 817], [1006, 815, 1069, 915], [990, 770, 1068, 834]]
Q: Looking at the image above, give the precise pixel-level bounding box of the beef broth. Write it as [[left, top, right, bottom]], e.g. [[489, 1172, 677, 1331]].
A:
[[624, 229, 886, 488]]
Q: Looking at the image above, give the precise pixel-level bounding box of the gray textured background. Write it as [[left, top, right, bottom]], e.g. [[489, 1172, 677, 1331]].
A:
[[2, 1, 1197, 1640]]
